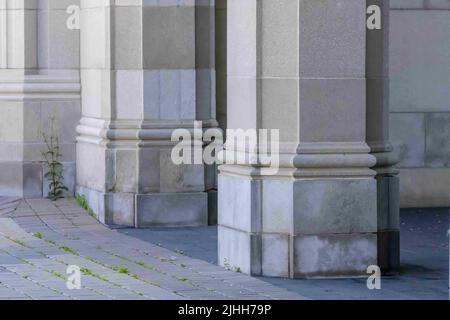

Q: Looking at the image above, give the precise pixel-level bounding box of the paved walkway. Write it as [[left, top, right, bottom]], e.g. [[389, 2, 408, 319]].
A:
[[0, 198, 447, 300], [123, 208, 450, 300], [0, 198, 305, 300]]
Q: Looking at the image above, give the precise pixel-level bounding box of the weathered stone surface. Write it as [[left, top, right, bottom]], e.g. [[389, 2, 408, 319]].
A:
[[218, 174, 261, 233], [293, 179, 377, 234], [390, 10, 450, 112], [136, 193, 208, 228], [390, 113, 425, 167], [425, 113, 450, 168], [399, 168, 450, 208], [293, 233, 377, 278]]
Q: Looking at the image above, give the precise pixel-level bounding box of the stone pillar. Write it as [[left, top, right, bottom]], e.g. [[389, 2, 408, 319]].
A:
[[366, 0, 400, 274], [76, 1, 217, 227], [0, 0, 80, 197], [219, 0, 377, 278], [215, 0, 226, 132]]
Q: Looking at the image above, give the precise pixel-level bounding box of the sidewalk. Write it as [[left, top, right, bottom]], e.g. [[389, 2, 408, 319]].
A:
[[0, 198, 305, 300]]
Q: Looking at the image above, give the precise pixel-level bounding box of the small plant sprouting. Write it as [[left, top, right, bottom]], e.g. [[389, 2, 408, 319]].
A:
[[113, 266, 129, 274], [41, 117, 68, 201], [75, 193, 96, 218], [233, 266, 242, 273], [223, 258, 231, 270], [33, 232, 43, 239]]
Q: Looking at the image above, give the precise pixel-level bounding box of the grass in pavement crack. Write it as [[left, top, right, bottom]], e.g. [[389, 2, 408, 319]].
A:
[[100, 248, 215, 292], [1, 236, 112, 299]]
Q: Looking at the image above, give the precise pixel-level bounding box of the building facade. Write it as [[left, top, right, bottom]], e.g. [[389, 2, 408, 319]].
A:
[[0, 0, 448, 278]]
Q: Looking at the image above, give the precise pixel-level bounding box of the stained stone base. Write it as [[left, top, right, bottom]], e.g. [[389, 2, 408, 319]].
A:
[[218, 173, 378, 278], [77, 186, 208, 228]]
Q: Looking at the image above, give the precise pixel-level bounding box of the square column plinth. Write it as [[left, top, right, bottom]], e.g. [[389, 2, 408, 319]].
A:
[[218, 173, 377, 278]]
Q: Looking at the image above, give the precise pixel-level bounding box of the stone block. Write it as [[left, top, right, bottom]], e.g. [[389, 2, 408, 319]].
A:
[[218, 225, 261, 275], [260, 0, 299, 78], [390, 10, 450, 112], [0, 162, 24, 197], [76, 186, 106, 223], [227, 0, 257, 77], [299, 78, 366, 143], [115, 70, 144, 120], [218, 174, 261, 233], [38, 8, 80, 69], [114, 149, 138, 193], [293, 179, 377, 234], [390, 0, 423, 9], [142, 6, 195, 70], [76, 142, 107, 192], [261, 234, 289, 277], [138, 148, 160, 193], [389, 113, 425, 167], [261, 179, 292, 234], [40, 100, 81, 144], [80, 6, 109, 69], [261, 78, 299, 142], [105, 193, 135, 227], [0, 162, 42, 198], [399, 168, 450, 208], [227, 76, 257, 130], [391, 0, 450, 10], [425, 113, 450, 168], [114, 6, 143, 69], [293, 233, 377, 278], [298, 0, 365, 77], [135, 192, 208, 227]]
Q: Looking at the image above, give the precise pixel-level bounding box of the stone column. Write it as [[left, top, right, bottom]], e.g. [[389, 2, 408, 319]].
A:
[[76, 1, 216, 227], [0, 0, 80, 197], [366, 0, 400, 274], [219, 0, 377, 278]]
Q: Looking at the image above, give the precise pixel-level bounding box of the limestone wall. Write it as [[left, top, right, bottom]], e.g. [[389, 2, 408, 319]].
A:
[[0, 0, 81, 198], [389, 0, 450, 207]]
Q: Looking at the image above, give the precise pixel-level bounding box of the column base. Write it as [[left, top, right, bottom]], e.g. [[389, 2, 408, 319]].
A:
[[218, 226, 377, 279], [77, 186, 208, 228], [218, 173, 378, 278]]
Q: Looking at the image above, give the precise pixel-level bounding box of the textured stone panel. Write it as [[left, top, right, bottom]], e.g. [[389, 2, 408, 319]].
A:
[[293, 233, 377, 278], [218, 174, 261, 233], [142, 6, 195, 70], [299, 78, 366, 143], [390, 10, 450, 112], [293, 179, 377, 234], [425, 113, 450, 168], [399, 168, 450, 208], [389, 113, 425, 168], [135, 192, 207, 227], [299, 0, 365, 77]]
